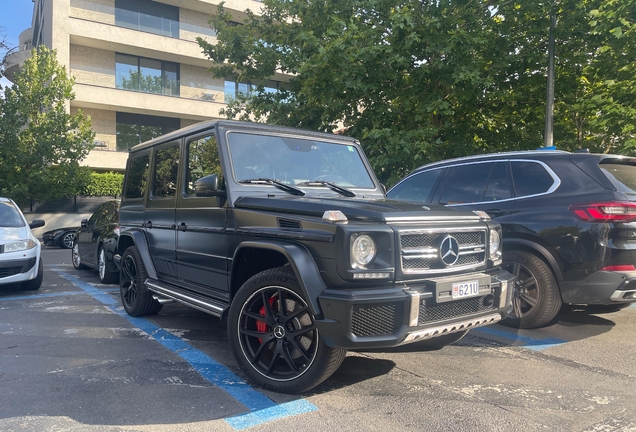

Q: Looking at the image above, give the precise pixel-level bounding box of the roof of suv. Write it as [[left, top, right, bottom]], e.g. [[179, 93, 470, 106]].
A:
[[129, 120, 358, 153], [412, 149, 634, 173]]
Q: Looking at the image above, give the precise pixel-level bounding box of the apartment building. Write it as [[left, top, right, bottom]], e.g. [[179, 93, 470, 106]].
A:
[[5, 0, 280, 172]]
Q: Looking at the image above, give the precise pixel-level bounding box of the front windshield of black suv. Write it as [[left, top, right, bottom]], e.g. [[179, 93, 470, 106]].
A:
[[227, 132, 376, 189]]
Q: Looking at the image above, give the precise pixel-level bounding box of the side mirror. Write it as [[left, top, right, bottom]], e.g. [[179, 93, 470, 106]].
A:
[[29, 219, 45, 229], [81, 219, 88, 228], [195, 174, 225, 197]]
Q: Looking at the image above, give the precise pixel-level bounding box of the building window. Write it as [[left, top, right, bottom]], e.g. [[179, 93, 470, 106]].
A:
[[224, 79, 280, 102], [116, 112, 180, 151], [116, 53, 179, 96], [115, 0, 179, 38]]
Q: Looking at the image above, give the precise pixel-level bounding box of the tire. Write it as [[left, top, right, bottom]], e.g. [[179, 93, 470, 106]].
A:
[[60, 232, 75, 249], [119, 246, 162, 316], [413, 330, 468, 351], [98, 245, 119, 285], [22, 259, 43, 291], [502, 250, 562, 329], [72, 241, 88, 270], [228, 266, 346, 394]]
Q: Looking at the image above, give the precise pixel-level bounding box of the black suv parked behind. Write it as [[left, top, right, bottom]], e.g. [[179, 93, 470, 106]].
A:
[[388, 149, 636, 329], [115, 120, 514, 393]]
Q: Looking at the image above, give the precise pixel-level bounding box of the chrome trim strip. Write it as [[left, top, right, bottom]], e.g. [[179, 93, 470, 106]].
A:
[[402, 264, 483, 275], [407, 291, 420, 327], [610, 290, 636, 301], [385, 216, 480, 223], [403, 254, 438, 260], [398, 228, 487, 274], [498, 280, 509, 308], [399, 313, 502, 345], [146, 281, 224, 315], [399, 228, 486, 236]]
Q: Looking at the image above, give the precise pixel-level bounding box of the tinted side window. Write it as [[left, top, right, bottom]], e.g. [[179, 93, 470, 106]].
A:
[[152, 143, 180, 198], [440, 163, 497, 205], [511, 161, 554, 197], [89, 203, 105, 225], [387, 170, 442, 203], [124, 154, 150, 199], [185, 135, 223, 197], [483, 162, 511, 202]]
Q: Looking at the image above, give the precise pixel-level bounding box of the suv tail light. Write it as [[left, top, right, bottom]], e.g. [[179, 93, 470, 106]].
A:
[[569, 202, 636, 222]]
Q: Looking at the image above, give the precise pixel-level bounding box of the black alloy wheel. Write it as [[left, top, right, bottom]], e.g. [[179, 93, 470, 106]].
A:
[[61, 232, 75, 249], [119, 246, 162, 316], [502, 250, 562, 329], [228, 267, 346, 393]]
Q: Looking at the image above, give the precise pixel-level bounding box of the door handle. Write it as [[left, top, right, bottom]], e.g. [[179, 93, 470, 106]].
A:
[[178, 222, 187, 232], [143, 221, 153, 229]]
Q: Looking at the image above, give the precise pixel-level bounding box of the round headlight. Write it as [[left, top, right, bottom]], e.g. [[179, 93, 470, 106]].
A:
[[351, 234, 376, 267], [489, 230, 501, 258]]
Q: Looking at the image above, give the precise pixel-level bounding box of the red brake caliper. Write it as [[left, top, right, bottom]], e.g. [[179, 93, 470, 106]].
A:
[[256, 296, 276, 343]]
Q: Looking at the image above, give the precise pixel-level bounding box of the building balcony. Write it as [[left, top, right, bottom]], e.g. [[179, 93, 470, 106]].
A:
[[72, 83, 226, 120], [3, 28, 33, 83]]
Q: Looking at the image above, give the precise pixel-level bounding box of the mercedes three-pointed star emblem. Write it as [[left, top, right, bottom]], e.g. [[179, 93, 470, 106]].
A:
[[439, 235, 460, 266]]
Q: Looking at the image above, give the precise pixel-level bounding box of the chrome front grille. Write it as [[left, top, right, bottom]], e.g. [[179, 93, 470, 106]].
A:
[[399, 229, 487, 274]]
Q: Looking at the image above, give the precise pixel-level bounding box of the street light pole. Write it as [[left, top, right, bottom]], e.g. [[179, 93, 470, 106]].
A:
[[544, 14, 556, 148]]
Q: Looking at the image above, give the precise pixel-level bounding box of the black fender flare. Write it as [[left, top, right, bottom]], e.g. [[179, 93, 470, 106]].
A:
[[503, 238, 564, 283], [232, 240, 327, 317], [117, 229, 158, 280]]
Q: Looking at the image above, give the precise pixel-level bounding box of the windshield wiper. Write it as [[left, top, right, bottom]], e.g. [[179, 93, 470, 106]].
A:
[[239, 178, 305, 196], [298, 180, 356, 197]]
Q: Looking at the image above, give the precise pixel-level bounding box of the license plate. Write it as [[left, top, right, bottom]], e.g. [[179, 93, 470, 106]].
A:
[[452, 280, 480, 300]]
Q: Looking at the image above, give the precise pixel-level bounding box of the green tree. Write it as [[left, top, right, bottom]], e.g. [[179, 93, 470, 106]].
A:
[[0, 46, 95, 203], [199, 0, 504, 184], [480, 0, 636, 155], [200, 0, 636, 184]]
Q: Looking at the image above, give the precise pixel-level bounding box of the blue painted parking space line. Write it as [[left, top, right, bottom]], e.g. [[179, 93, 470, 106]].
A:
[[225, 399, 318, 430], [470, 327, 567, 351], [0, 291, 84, 302], [52, 269, 318, 429]]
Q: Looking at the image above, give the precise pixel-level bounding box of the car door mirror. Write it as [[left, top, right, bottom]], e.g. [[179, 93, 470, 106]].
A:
[[81, 219, 88, 228], [195, 174, 225, 197], [29, 219, 45, 229]]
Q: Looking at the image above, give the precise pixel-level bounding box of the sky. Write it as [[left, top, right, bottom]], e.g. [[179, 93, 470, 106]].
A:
[[1, 0, 36, 89]]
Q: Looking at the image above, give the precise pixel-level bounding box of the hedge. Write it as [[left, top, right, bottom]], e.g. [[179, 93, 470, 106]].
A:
[[81, 172, 124, 197]]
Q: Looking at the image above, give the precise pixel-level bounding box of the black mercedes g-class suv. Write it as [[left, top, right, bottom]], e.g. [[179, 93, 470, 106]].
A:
[[115, 120, 514, 393]]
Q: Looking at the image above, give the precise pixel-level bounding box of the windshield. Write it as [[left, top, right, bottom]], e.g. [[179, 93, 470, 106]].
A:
[[0, 201, 25, 228], [227, 132, 376, 189]]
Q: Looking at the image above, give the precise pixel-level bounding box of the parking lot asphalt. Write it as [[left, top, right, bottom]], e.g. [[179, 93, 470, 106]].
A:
[[0, 247, 635, 431]]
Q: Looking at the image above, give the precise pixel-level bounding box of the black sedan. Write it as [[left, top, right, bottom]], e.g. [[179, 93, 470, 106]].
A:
[[71, 200, 120, 284], [42, 227, 78, 249]]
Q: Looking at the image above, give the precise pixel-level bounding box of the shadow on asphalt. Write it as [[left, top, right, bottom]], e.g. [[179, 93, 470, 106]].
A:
[[309, 355, 397, 395]]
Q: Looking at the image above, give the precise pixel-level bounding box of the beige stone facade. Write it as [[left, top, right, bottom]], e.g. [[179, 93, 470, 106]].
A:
[[7, 0, 270, 172], [70, 45, 115, 87], [70, 0, 115, 25], [180, 64, 225, 103]]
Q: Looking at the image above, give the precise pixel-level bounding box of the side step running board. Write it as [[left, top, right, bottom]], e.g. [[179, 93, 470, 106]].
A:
[[145, 279, 228, 318]]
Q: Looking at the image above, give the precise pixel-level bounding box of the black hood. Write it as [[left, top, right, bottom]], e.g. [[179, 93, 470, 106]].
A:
[[234, 196, 481, 223]]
